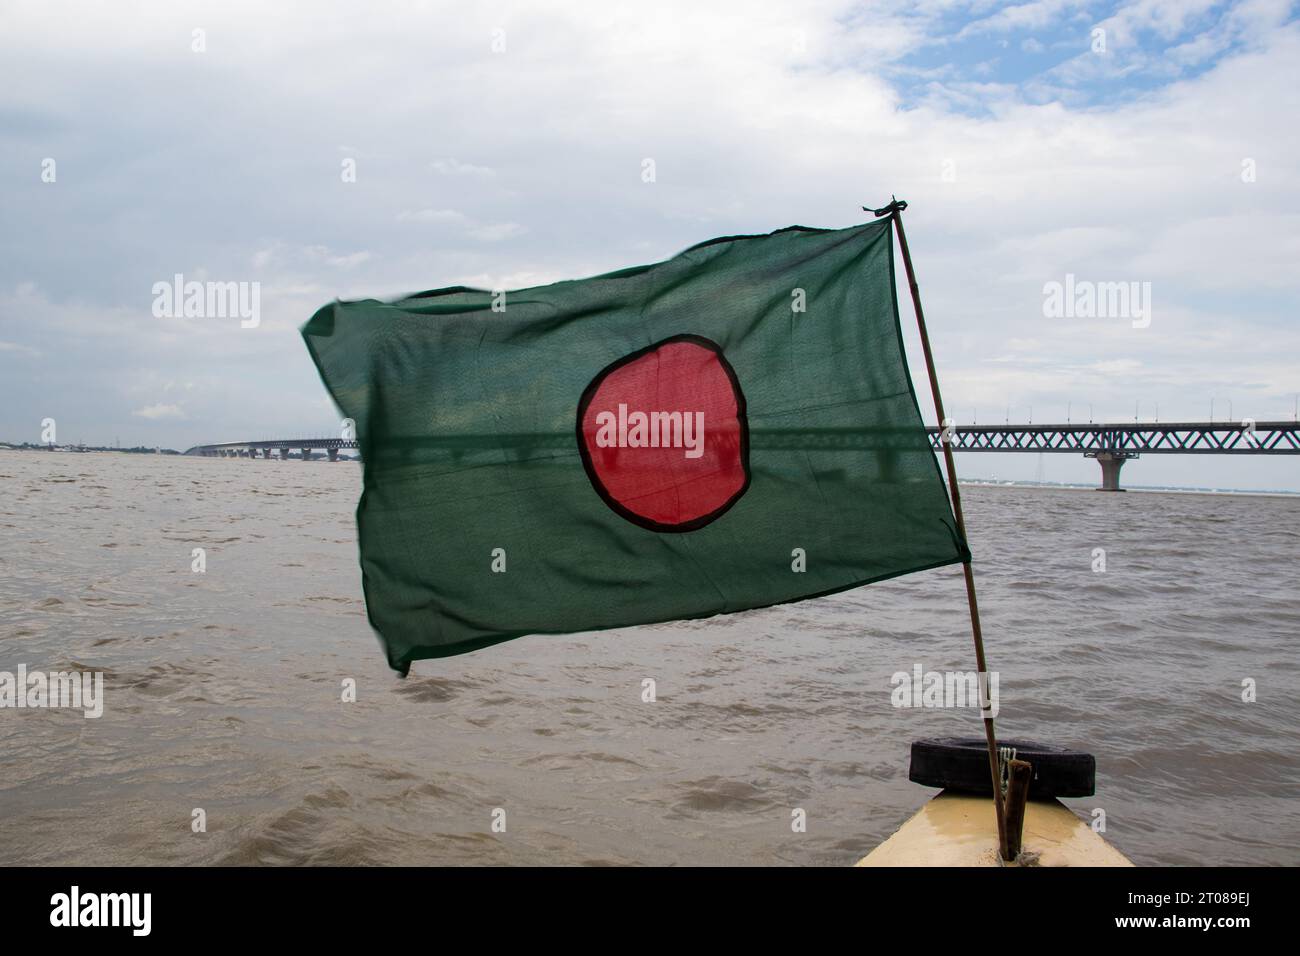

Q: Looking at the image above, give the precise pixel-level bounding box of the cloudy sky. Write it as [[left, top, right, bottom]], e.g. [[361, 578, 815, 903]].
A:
[[2, 0, 1297, 489]]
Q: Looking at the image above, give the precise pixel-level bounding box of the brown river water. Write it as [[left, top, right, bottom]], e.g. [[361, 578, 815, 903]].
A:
[[1, 449, 1297, 866]]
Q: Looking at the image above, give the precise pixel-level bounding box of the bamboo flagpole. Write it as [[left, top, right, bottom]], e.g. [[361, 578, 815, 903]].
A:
[[871, 197, 1011, 861]]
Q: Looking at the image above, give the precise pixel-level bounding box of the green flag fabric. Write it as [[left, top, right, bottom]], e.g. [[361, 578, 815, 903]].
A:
[[303, 218, 968, 674]]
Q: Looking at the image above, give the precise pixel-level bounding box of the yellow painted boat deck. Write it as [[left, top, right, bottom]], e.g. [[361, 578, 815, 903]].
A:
[[857, 791, 1132, 867]]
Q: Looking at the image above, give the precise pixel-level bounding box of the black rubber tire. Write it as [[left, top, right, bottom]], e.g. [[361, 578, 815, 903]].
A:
[[908, 737, 1095, 798]]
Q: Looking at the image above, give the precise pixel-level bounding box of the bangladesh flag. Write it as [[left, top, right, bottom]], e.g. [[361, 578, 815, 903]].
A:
[[303, 218, 968, 674]]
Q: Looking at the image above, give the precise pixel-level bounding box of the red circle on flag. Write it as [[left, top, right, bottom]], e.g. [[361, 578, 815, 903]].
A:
[[577, 335, 750, 532]]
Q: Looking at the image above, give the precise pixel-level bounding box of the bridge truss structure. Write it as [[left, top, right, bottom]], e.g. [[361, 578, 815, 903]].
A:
[[185, 421, 1300, 490]]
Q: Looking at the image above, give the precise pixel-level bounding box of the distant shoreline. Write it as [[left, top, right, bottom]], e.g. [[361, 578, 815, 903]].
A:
[[0, 442, 182, 455], [2, 446, 1294, 497], [961, 478, 1300, 499]]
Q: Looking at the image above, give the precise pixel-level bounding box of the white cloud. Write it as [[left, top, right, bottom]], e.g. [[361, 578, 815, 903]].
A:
[[0, 340, 41, 357], [468, 222, 527, 242], [398, 209, 525, 242], [0, 0, 1295, 485], [132, 403, 186, 420], [431, 158, 495, 177], [302, 246, 372, 269], [396, 209, 468, 224], [957, 0, 1090, 39], [252, 243, 372, 272]]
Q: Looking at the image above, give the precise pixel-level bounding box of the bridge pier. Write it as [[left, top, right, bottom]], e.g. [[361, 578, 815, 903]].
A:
[[327, 448, 338, 462], [301, 448, 312, 462], [1092, 452, 1133, 492]]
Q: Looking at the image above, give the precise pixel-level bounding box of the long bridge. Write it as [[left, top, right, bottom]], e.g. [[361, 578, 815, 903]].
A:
[[924, 420, 1300, 490], [184, 437, 358, 462], [185, 420, 1300, 491]]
